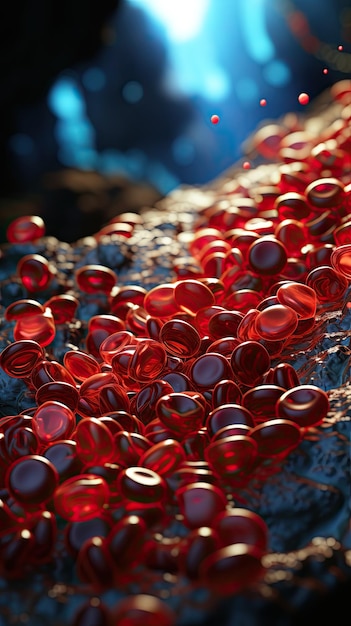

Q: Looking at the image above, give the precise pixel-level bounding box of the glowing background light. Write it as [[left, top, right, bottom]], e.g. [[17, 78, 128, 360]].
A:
[[129, 0, 210, 42]]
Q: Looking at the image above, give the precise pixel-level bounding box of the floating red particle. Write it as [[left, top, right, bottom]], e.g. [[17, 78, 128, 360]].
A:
[[323, 68, 328, 74], [338, 45, 343, 51], [211, 114, 220, 125], [298, 93, 309, 105], [243, 161, 251, 170], [260, 99, 267, 107]]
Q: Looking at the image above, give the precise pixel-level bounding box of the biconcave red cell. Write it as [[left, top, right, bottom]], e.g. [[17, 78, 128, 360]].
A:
[[206, 404, 255, 438], [35, 381, 79, 412], [33, 401, 76, 443], [13, 308, 56, 347], [275, 384, 330, 427], [305, 177, 344, 210], [330, 244, 351, 279], [75, 417, 116, 465], [44, 294, 79, 324], [212, 379, 242, 407], [276, 282, 317, 319], [274, 219, 305, 258], [0, 340, 43, 378], [118, 466, 166, 503], [17, 254, 55, 292], [199, 543, 264, 595], [114, 431, 151, 467], [5, 299, 45, 321], [248, 236, 288, 276], [138, 439, 186, 477], [242, 385, 286, 424], [6, 455, 59, 508], [189, 352, 233, 390], [6, 215, 45, 243], [129, 380, 174, 425], [179, 526, 220, 580], [75, 265, 117, 294], [208, 311, 243, 339], [143, 284, 179, 317], [54, 474, 110, 521], [174, 279, 215, 313], [251, 418, 302, 458], [306, 265, 348, 304], [176, 482, 227, 529], [159, 319, 201, 358], [43, 440, 82, 482], [255, 305, 298, 340], [108, 514, 146, 568], [113, 595, 175, 626], [63, 350, 101, 381], [156, 392, 206, 436], [205, 435, 257, 478], [213, 507, 268, 551], [128, 339, 167, 383], [230, 341, 270, 386], [31, 359, 76, 389]]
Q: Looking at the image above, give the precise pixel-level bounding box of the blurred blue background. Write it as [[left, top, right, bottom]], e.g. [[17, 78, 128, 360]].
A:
[[6, 0, 351, 196]]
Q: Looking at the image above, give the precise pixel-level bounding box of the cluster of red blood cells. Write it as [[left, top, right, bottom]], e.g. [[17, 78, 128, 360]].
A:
[[1, 80, 351, 625]]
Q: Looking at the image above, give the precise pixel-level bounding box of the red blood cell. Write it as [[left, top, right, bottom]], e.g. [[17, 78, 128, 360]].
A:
[[118, 466, 166, 503], [6, 215, 45, 243], [114, 431, 151, 467], [275, 192, 311, 221], [276, 384, 330, 427], [189, 353, 232, 390], [251, 418, 302, 458], [179, 526, 220, 580], [63, 350, 101, 381], [65, 515, 112, 558], [99, 331, 135, 365], [128, 339, 167, 383], [236, 309, 261, 342], [78, 372, 122, 418], [125, 305, 149, 335], [162, 371, 193, 392], [143, 418, 175, 444], [130, 380, 174, 425], [54, 474, 110, 521], [0, 424, 39, 463], [17, 254, 55, 292], [213, 507, 268, 551], [305, 177, 344, 210], [75, 417, 116, 465], [146, 316, 163, 340], [206, 404, 255, 438], [305, 243, 334, 270], [198, 240, 232, 262], [174, 279, 215, 314], [138, 439, 186, 477], [212, 380, 242, 408], [6, 455, 59, 507], [33, 401, 76, 443], [274, 219, 305, 257], [72, 599, 111, 626], [96, 221, 134, 240], [199, 543, 264, 595], [75, 264, 117, 294], [113, 595, 175, 626], [298, 92, 309, 105], [108, 514, 146, 568], [224, 289, 262, 314], [205, 435, 257, 477], [0, 499, 20, 537], [13, 308, 56, 347], [143, 284, 179, 317], [266, 362, 300, 388], [35, 381, 79, 411], [260, 98, 267, 106], [28, 510, 57, 564], [334, 221, 351, 246], [156, 392, 205, 435], [44, 294, 79, 324], [76, 535, 115, 588], [195, 305, 226, 336], [159, 319, 201, 357], [306, 265, 348, 304], [89, 315, 126, 335], [242, 161, 251, 170], [109, 285, 147, 319], [43, 440, 82, 482], [99, 383, 130, 414], [211, 114, 220, 124], [330, 244, 351, 278], [5, 299, 45, 321], [0, 340, 43, 378], [242, 385, 286, 424], [176, 482, 227, 529], [231, 341, 270, 386], [276, 282, 317, 319], [255, 305, 298, 340], [248, 236, 287, 276], [253, 123, 287, 159], [0, 528, 35, 578], [207, 311, 243, 340]]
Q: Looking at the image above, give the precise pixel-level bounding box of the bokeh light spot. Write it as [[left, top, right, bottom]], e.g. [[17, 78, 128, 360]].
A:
[[122, 81, 144, 103], [82, 67, 106, 92], [263, 60, 291, 86], [9, 134, 34, 156]]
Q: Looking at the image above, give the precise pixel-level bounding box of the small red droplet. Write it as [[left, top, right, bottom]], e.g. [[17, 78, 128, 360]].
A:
[[243, 161, 251, 170], [211, 114, 220, 125], [338, 45, 343, 51], [298, 93, 309, 105], [260, 99, 267, 107], [323, 68, 328, 74]]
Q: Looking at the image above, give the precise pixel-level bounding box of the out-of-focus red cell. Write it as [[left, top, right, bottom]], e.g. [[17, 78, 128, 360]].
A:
[[206, 404, 254, 438], [205, 435, 257, 477], [75, 265, 117, 294], [305, 177, 344, 210], [334, 221, 351, 246], [176, 482, 227, 529], [130, 380, 174, 425], [248, 236, 287, 276], [0, 340, 43, 378], [113, 595, 175, 626], [330, 244, 351, 278], [75, 417, 116, 465], [274, 219, 305, 257], [251, 418, 302, 457], [13, 307, 56, 347], [72, 599, 111, 626], [143, 284, 179, 317], [189, 352, 232, 390], [54, 474, 110, 521], [179, 526, 220, 580], [174, 279, 215, 314], [143, 418, 175, 444], [276, 282, 317, 319], [33, 401, 76, 443], [231, 341, 270, 386], [35, 381, 79, 411], [108, 514, 146, 570], [128, 339, 167, 383], [199, 543, 264, 595], [255, 305, 298, 340], [138, 439, 186, 477], [109, 285, 147, 319], [305, 244, 334, 270], [95, 221, 134, 240], [213, 507, 268, 551], [118, 466, 166, 503], [253, 123, 287, 159], [198, 239, 231, 262], [189, 228, 223, 257], [43, 440, 82, 482], [5, 299, 45, 321], [298, 92, 309, 105], [159, 319, 201, 358], [242, 385, 286, 424], [17, 254, 55, 292], [276, 384, 330, 427], [156, 392, 205, 435], [6, 215, 45, 243], [306, 265, 348, 304], [28, 510, 57, 565], [125, 305, 149, 335], [6, 455, 59, 507], [275, 192, 311, 221], [44, 295, 79, 324], [63, 350, 100, 381]]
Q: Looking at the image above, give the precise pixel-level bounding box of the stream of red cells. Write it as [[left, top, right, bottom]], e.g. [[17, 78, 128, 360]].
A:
[[1, 80, 351, 613]]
